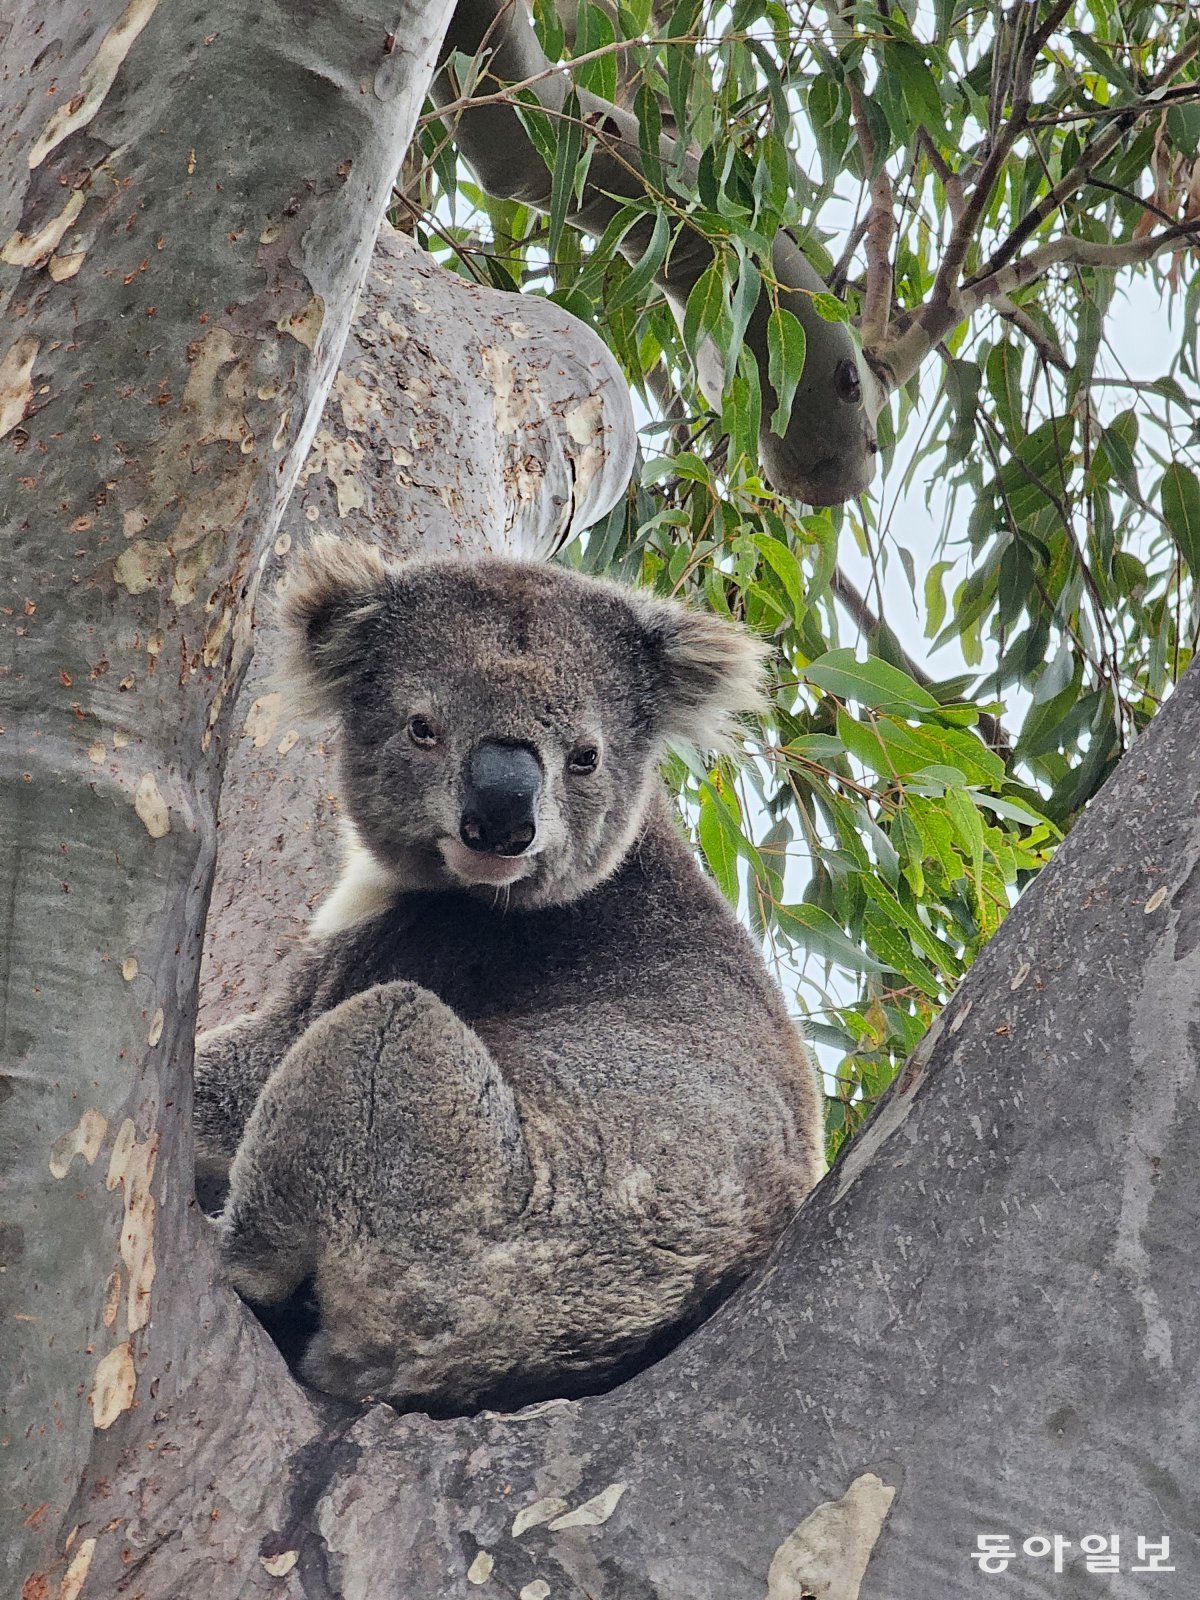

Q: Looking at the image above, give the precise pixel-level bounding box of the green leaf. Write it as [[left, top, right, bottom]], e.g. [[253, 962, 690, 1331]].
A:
[[574, 0, 617, 101], [837, 709, 1005, 787], [863, 905, 942, 998], [766, 306, 807, 436], [607, 209, 670, 311], [682, 258, 729, 364], [775, 903, 885, 974], [547, 89, 584, 266], [725, 250, 761, 387], [752, 533, 807, 624], [804, 649, 942, 714], [634, 84, 664, 194], [531, 0, 565, 59], [787, 734, 847, 761], [513, 90, 558, 172], [697, 783, 740, 903], [811, 291, 850, 323], [944, 787, 985, 892], [860, 876, 959, 980], [1161, 462, 1200, 576], [923, 561, 952, 639]]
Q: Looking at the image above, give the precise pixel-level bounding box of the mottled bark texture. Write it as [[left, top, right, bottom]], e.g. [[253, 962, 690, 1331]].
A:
[[199, 223, 634, 1028], [0, 0, 456, 1587]]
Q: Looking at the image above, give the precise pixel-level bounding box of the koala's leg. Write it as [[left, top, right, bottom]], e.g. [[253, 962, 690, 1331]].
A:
[[193, 1008, 299, 1214], [219, 980, 530, 1390]]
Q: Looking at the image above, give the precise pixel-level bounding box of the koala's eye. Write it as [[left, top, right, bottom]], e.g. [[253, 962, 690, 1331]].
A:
[[834, 358, 863, 406], [407, 714, 440, 748], [568, 744, 600, 775]]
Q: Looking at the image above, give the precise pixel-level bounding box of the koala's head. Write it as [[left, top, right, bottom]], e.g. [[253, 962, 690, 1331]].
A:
[[282, 539, 768, 909]]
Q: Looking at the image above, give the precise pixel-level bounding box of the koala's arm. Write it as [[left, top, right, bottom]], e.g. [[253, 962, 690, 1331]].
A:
[[193, 1007, 302, 1213]]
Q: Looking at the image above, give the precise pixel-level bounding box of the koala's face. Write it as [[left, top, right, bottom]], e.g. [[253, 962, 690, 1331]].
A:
[[284, 543, 766, 909]]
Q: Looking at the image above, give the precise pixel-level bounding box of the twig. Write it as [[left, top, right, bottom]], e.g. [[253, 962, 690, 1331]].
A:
[[967, 217, 1200, 305], [876, 215, 1200, 391], [990, 295, 1071, 371], [915, 126, 965, 226]]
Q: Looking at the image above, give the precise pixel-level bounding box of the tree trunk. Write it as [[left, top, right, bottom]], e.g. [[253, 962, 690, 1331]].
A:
[[0, 0, 455, 1587]]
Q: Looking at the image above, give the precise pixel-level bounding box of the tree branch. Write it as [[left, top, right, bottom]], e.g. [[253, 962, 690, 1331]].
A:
[[849, 75, 896, 348], [923, 0, 1071, 323], [973, 28, 1200, 285]]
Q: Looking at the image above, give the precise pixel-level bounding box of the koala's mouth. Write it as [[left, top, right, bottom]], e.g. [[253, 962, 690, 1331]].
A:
[[438, 837, 537, 890]]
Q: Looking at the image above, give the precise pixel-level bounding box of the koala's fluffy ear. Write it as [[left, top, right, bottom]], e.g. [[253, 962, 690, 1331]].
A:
[[628, 592, 771, 750], [278, 536, 394, 717]]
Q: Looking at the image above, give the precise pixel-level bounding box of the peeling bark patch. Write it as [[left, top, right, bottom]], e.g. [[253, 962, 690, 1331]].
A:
[[0, 336, 38, 438], [333, 369, 381, 432], [28, 0, 161, 166], [512, 1496, 570, 1537], [299, 429, 366, 516], [58, 1536, 97, 1600], [114, 539, 167, 595], [548, 1482, 626, 1530], [1, 191, 85, 269], [48, 251, 86, 282], [278, 295, 326, 350], [481, 345, 533, 432], [562, 393, 606, 502], [102, 1268, 122, 1328], [134, 773, 170, 838], [106, 1117, 159, 1333], [48, 1108, 107, 1179], [243, 693, 282, 748], [125, 327, 257, 603], [147, 1007, 164, 1046], [466, 1551, 494, 1583], [766, 1473, 897, 1599], [520, 1584, 551, 1600], [260, 1551, 298, 1577], [90, 1341, 136, 1428]]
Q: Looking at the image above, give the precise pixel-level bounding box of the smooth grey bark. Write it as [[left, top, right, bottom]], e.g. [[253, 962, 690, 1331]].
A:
[[0, 0, 455, 1587], [200, 222, 634, 1027], [433, 0, 882, 507]]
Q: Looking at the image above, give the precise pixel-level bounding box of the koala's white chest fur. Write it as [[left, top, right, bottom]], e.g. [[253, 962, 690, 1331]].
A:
[[310, 825, 401, 939]]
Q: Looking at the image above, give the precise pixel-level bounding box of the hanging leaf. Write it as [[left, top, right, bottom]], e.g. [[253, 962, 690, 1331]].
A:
[[766, 306, 806, 436]]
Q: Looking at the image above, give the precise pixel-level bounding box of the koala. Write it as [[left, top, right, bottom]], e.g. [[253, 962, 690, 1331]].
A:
[[194, 539, 824, 1414]]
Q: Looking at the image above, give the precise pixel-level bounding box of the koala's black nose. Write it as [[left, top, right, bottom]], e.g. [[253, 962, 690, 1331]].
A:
[[460, 741, 542, 856]]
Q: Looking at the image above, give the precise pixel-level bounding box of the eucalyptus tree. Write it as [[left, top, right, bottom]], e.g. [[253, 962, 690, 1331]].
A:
[[4, 2, 1200, 1595]]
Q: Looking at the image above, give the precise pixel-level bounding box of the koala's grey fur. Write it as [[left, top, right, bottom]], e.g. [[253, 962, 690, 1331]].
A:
[[194, 541, 823, 1414]]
